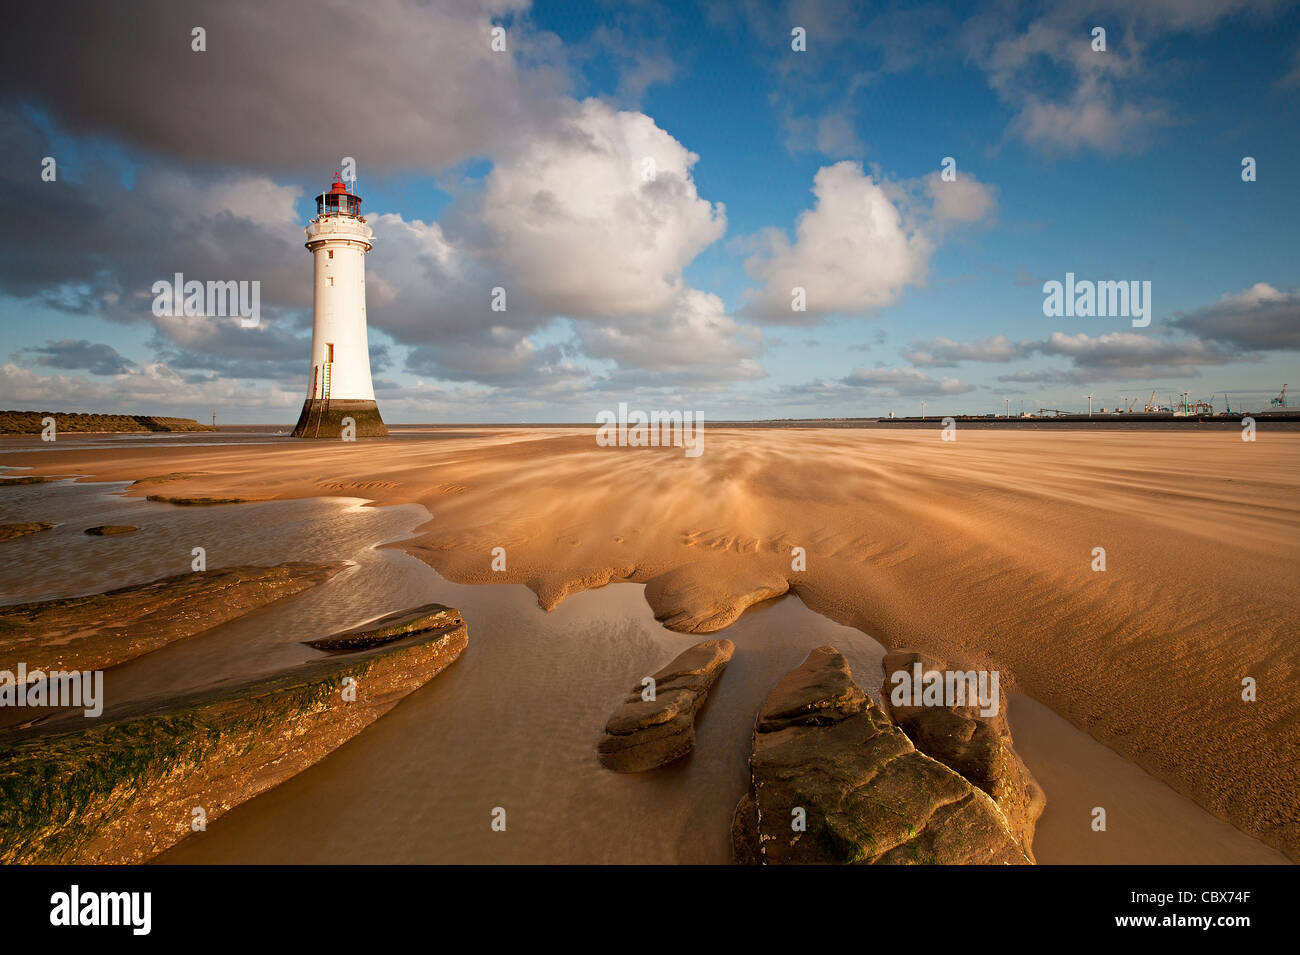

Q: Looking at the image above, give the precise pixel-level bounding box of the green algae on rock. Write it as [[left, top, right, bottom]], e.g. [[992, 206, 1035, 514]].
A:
[[881, 649, 1045, 858], [732, 646, 1031, 865], [0, 602, 467, 864], [145, 494, 249, 506], [0, 563, 344, 674]]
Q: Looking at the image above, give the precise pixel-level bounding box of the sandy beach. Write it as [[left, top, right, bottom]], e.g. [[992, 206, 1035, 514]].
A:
[[3, 426, 1298, 860]]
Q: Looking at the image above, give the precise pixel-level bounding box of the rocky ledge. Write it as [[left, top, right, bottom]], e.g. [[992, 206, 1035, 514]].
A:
[[145, 494, 249, 506], [881, 649, 1044, 857], [0, 603, 467, 864], [598, 638, 733, 772], [0, 563, 344, 674], [0, 522, 55, 541], [732, 646, 1030, 865]]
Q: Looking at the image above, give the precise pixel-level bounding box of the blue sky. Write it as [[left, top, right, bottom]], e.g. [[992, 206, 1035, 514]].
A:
[[1, 0, 1297, 422]]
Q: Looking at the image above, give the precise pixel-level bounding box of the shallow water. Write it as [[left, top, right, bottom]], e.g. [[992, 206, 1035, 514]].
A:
[[0, 478, 1288, 864]]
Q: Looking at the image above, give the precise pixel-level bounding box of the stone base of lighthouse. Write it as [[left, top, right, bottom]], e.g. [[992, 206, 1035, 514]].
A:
[[291, 398, 388, 439]]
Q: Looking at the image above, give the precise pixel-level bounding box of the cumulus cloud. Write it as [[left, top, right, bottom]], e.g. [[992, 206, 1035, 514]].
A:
[[742, 161, 932, 324], [574, 288, 763, 385], [147, 312, 309, 384], [366, 98, 753, 388], [739, 161, 998, 325], [1168, 283, 1300, 351], [3, 95, 759, 395], [482, 98, 727, 319], [0, 110, 305, 346]]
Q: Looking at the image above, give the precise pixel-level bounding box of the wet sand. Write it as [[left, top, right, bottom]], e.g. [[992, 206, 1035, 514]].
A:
[[3, 426, 1298, 860]]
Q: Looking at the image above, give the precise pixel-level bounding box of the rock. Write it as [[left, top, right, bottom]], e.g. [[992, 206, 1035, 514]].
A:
[[128, 472, 209, 487], [305, 604, 464, 651], [0, 563, 345, 674], [881, 649, 1044, 856], [0, 522, 55, 541], [732, 646, 1031, 865], [145, 494, 248, 506], [84, 525, 138, 536], [0, 602, 468, 864], [597, 638, 733, 772]]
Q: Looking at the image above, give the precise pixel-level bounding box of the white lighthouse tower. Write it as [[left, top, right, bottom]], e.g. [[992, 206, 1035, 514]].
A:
[[292, 173, 387, 437]]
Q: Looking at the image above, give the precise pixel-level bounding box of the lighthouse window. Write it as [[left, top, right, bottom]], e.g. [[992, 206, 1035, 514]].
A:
[[327, 277, 334, 286], [328, 250, 333, 259]]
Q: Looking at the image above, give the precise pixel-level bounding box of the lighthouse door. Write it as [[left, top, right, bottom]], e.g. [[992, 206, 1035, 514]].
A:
[[327, 343, 335, 363]]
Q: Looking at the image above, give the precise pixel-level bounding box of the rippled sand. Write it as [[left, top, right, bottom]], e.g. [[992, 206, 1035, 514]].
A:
[[4, 425, 1297, 860]]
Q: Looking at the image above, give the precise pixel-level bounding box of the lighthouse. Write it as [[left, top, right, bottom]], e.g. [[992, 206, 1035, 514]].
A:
[[291, 173, 387, 438]]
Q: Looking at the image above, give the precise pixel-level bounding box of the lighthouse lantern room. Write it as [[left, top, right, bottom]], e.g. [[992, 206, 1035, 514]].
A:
[[291, 173, 388, 437]]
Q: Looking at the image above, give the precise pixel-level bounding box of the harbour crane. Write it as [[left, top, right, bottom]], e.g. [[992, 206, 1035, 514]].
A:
[[1271, 384, 1288, 408]]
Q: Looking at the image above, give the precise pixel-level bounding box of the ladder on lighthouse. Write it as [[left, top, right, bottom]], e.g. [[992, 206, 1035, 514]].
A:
[[307, 361, 333, 437]]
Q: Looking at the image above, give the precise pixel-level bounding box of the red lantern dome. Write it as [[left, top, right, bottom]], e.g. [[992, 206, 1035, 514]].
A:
[[316, 173, 362, 218]]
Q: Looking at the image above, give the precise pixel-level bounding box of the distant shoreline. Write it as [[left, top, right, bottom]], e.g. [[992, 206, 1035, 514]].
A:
[[6, 411, 1297, 436], [209, 414, 1300, 433], [0, 411, 216, 435]]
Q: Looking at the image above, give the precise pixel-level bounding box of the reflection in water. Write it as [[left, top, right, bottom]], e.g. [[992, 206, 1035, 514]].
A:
[[1, 479, 1287, 864]]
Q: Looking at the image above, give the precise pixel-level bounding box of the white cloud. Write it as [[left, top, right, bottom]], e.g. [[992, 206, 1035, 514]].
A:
[[841, 365, 975, 396], [373, 98, 754, 387], [742, 161, 932, 324], [924, 170, 999, 226], [964, 8, 1168, 154], [482, 98, 727, 319], [575, 288, 763, 384], [1042, 330, 1233, 368], [903, 334, 1032, 366]]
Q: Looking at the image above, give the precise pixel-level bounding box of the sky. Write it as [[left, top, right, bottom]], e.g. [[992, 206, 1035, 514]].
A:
[[1, 0, 1298, 423]]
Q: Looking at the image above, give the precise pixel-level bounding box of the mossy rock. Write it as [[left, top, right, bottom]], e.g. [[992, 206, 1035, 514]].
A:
[[0, 602, 468, 863]]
